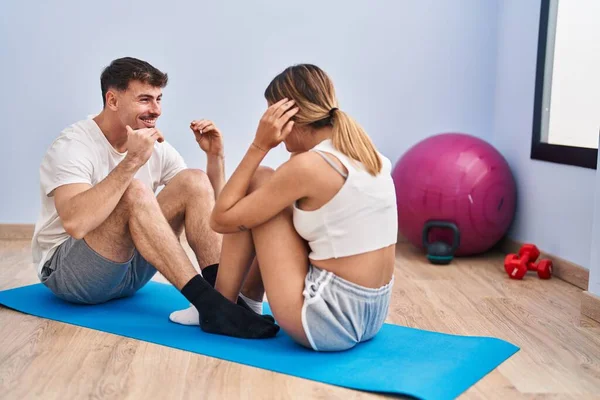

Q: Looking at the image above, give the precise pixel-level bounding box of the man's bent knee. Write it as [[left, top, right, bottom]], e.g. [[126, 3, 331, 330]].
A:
[[122, 179, 157, 209], [170, 169, 214, 199]]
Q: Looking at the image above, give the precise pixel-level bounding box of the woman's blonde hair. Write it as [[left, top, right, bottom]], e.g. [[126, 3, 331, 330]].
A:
[[264, 64, 382, 175]]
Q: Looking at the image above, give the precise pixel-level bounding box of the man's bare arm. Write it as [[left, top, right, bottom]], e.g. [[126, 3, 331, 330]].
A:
[[55, 126, 163, 239], [206, 154, 225, 199], [54, 158, 140, 239], [190, 119, 225, 199]]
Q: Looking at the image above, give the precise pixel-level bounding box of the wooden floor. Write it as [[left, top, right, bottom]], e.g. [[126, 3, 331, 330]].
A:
[[1, 239, 600, 400]]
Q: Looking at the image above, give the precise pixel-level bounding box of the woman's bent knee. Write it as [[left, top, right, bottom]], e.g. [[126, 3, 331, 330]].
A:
[[249, 166, 275, 192]]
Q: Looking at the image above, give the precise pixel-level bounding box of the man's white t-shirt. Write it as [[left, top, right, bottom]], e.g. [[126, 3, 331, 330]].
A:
[[31, 117, 187, 278]]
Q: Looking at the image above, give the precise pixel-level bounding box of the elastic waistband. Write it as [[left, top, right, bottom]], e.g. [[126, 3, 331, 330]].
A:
[[308, 264, 394, 299]]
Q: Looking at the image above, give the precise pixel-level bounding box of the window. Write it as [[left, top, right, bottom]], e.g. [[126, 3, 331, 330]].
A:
[[531, 0, 599, 169]]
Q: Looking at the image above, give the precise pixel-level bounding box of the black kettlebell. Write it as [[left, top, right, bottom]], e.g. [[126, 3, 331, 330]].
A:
[[421, 220, 460, 265]]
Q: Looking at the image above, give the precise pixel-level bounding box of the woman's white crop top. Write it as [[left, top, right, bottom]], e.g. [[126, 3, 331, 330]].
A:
[[292, 139, 398, 260]]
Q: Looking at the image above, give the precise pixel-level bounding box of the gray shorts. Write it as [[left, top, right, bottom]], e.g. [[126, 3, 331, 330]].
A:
[[40, 237, 157, 305], [301, 264, 393, 352]]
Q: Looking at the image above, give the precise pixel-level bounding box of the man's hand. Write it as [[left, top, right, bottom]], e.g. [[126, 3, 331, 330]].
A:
[[190, 119, 225, 199], [125, 125, 164, 167], [190, 119, 224, 157]]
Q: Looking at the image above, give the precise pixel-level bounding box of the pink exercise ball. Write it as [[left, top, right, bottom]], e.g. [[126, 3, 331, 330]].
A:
[[392, 133, 516, 257]]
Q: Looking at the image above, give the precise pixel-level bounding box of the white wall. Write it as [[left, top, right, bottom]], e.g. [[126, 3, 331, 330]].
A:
[[492, 0, 596, 270], [0, 0, 499, 223]]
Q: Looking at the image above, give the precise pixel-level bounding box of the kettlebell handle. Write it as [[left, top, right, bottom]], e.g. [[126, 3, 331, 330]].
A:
[[422, 220, 461, 253]]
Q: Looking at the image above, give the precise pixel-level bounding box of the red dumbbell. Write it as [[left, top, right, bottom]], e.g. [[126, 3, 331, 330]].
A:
[[504, 243, 553, 280], [527, 258, 553, 279], [504, 244, 539, 279]]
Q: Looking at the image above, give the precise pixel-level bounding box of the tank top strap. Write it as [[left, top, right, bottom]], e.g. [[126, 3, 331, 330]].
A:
[[312, 150, 348, 179], [312, 139, 356, 166]]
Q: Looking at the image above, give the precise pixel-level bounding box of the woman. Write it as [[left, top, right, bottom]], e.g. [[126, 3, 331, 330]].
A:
[[176, 64, 397, 351]]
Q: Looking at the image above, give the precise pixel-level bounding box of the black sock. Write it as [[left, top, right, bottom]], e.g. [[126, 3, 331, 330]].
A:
[[181, 274, 279, 339], [201, 264, 274, 322], [201, 264, 219, 287]]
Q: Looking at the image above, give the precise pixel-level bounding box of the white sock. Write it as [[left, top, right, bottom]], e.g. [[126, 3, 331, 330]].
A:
[[169, 304, 199, 326], [168, 294, 264, 326], [239, 293, 263, 315]]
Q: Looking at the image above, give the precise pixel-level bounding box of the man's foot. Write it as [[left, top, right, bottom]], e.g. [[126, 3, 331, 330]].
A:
[[181, 274, 279, 339], [199, 295, 279, 339], [169, 296, 270, 326], [199, 263, 273, 321], [169, 304, 199, 326]]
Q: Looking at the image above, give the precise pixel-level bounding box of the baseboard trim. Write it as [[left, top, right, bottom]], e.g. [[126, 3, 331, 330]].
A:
[[0, 224, 34, 240], [499, 236, 589, 290], [581, 291, 600, 324]]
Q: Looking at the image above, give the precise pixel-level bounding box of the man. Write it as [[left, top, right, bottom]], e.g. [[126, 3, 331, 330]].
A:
[[31, 57, 278, 339]]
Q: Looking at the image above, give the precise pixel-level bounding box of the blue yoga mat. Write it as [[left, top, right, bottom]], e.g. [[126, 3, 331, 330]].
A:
[[0, 282, 518, 399]]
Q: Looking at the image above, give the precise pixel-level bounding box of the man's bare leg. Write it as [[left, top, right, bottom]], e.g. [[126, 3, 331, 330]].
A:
[[81, 178, 279, 338], [157, 168, 264, 301], [166, 169, 267, 325], [83, 181, 194, 289], [156, 169, 221, 270], [157, 170, 264, 298]]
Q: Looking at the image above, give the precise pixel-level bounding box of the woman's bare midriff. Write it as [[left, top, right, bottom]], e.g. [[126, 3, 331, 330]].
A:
[[309, 244, 396, 289]]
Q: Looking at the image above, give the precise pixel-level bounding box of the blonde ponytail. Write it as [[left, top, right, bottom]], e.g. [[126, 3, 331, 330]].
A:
[[331, 110, 382, 176]]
